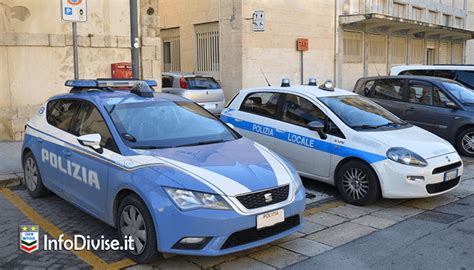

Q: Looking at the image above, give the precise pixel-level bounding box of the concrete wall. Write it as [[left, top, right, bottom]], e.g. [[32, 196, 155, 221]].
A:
[[0, 0, 160, 141]]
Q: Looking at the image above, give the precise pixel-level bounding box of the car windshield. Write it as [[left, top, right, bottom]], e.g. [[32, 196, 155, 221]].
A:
[[319, 95, 406, 131], [186, 77, 221, 89], [107, 101, 239, 149], [442, 81, 474, 105]]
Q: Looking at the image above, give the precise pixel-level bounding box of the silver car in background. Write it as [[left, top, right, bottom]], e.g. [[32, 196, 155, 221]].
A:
[[161, 72, 226, 115]]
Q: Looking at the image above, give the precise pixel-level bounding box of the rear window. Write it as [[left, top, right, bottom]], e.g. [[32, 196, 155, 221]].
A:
[[186, 77, 221, 89], [399, 69, 434, 76], [46, 99, 81, 132]]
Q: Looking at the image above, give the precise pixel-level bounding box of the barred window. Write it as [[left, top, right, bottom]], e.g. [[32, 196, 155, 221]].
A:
[[195, 22, 220, 78], [368, 34, 386, 63], [455, 17, 463, 28], [443, 14, 451, 26], [439, 41, 452, 64], [452, 42, 463, 64], [161, 28, 181, 72], [409, 38, 424, 64], [343, 31, 363, 63], [412, 7, 424, 21], [392, 36, 407, 64], [393, 3, 406, 18], [429, 11, 438, 24]]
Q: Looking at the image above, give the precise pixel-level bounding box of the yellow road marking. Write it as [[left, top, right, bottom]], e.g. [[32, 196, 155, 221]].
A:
[[0, 188, 136, 269], [303, 200, 345, 217]]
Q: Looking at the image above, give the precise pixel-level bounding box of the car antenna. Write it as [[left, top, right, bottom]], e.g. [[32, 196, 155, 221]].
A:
[[260, 67, 271, 86]]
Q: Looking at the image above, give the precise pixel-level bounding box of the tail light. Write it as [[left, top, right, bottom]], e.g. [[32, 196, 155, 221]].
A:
[[179, 77, 188, 89]]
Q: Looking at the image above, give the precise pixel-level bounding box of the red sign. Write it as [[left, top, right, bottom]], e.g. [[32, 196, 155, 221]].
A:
[[297, 38, 309, 51]]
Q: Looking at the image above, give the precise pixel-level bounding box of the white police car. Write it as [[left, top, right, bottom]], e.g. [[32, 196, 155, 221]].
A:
[[22, 79, 305, 262], [221, 78, 463, 206]]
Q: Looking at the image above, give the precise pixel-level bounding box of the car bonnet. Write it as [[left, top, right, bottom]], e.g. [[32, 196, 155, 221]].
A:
[[134, 138, 293, 196], [362, 125, 456, 159]]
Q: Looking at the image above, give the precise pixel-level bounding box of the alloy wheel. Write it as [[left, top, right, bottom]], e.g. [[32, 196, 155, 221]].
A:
[[341, 168, 369, 200], [462, 132, 474, 155], [120, 205, 147, 255], [25, 157, 38, 192]]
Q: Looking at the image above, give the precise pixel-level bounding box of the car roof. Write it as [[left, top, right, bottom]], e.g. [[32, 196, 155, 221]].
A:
[[162, 72, 214, 78], [49, 89, 190, 106], [391, 65, 474, 72], [239, 85, 357, 98], [358, 75, 457, 83]]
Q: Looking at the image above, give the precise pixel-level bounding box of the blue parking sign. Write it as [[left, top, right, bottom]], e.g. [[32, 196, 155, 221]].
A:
[[64, 7, 73, 15]]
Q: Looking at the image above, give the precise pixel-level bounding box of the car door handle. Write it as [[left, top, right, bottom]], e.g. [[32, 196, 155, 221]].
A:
[[37, 137, 44, 143], [276, 128, 286, 133], [407, 107, 415, 111], [62, 149, 72, 157], [235, 118, 243, 122]]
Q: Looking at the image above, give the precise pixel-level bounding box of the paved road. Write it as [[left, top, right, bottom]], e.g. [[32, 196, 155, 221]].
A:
[[288, 194, 474, 270]]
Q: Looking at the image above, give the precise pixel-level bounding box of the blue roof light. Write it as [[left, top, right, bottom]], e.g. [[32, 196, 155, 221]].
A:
[[65, 79, 158, 88]]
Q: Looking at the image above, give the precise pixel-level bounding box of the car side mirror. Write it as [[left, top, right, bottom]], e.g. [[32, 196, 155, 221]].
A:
[[307, 120, 327, 140], [445, 101, 458, 110], [78, 134, 103, 153]]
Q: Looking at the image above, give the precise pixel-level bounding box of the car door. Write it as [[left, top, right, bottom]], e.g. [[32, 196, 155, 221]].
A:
[[404, 80, 454, 139], [63, 100, 116, 217], [40, 99, 82, 195], [365, 79, 407, 119], [274, 93, 332, 178], [231, 91, 283, 151]]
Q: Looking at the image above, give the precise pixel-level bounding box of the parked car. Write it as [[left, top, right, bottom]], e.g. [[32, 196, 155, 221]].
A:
[[162, 72, 226, 115], [22, 79, 305, 262], [390, 65, 474, 89], [221, 79, 462, 206], [354, 75, 474, 157]]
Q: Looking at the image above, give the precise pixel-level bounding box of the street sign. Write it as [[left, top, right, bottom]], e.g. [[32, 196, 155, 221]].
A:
[[252, 10, 265, 32], [61, 0, 87, 22], [297, 38, 309, 51]]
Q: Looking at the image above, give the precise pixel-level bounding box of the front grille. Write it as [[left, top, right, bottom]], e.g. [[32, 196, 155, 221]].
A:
[[221, 215, 300, 250], [432, 161, 462, 174], [236, 185, 289, 209], [426, 177, 460, 194]]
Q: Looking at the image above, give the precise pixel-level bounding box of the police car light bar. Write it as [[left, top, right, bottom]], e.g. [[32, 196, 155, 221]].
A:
[[65, 79, 158, 88]]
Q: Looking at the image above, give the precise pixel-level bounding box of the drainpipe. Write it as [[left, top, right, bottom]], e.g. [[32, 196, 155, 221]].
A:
[[130, 0, 140, 79]]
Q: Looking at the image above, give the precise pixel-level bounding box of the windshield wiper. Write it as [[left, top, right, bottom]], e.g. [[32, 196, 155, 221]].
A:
[[351, 125, 378, 130], [175, 139, 226, 147], [132, 146, 165, 150]]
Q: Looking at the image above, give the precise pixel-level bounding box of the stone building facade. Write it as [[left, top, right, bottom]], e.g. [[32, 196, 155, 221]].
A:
[[159, 0, 474, 100], [0, 0, 160, 141]]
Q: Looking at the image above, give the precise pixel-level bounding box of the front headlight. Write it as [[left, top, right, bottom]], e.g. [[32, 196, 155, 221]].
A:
[[164, 187, 232, 210], [386, 147, 427, 167]]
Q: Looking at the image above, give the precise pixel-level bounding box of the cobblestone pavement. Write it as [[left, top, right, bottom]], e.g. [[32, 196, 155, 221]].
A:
[[0, 158, 473, 269]]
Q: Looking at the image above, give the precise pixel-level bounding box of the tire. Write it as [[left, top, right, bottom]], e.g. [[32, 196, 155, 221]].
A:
[[23, 151, 51, 198], [456, 127, 474, 157], [335, 160, 380, 206], [117, 194, 160, 263]]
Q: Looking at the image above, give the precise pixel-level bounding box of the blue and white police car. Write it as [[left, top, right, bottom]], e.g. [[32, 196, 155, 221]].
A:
[[22, 79, 305, 262], [221, 78, 463, 206]]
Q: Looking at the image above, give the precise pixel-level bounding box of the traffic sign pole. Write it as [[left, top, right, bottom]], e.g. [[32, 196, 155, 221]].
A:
[[72, 22, 79, 80]]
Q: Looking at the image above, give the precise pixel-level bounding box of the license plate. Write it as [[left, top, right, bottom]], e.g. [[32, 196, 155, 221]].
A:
[[257, 209, 285, 230], [444, 169, 458, 182]]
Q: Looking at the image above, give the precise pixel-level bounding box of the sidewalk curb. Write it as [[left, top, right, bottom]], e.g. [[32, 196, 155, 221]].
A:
[[0, 173, 23, 188]]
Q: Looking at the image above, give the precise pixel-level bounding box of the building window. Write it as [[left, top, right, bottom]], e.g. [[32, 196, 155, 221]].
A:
[[393, 3, 406, 18], [412, 7, 424, 21], [343, 0, 362, 15], [392, 36, 407, 64], [195, 22, 220, 77], [409, 38, 424, 64], [368, 34, 386, 63], [455, 17, 463, 28], [370, 0, 386, 14], [428, 11, 438, 24], [443, 14, 451, 26], [161, 28, 181, 72], [452, 42, 463, 64], [343, 31, 363, 63], [439, 41, 452, 64]]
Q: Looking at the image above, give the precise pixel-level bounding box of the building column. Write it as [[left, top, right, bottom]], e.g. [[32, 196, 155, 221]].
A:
[[363, 32, 369, 77], [386, 32, 392, 75]]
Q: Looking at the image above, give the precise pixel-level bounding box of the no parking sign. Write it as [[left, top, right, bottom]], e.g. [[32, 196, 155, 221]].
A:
[[61, 0, 87, 22]]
